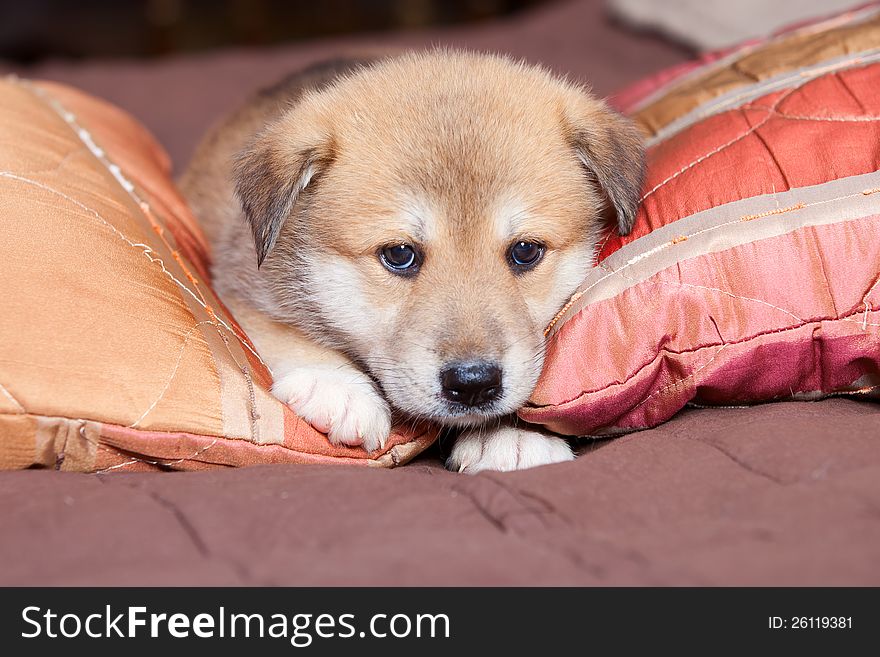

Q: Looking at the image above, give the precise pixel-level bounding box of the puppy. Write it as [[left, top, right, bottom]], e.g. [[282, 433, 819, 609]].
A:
[[180, 51, 644, 473]]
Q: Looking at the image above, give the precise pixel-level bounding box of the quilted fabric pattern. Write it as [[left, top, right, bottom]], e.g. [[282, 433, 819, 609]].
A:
[[521, 6, 880, 435]]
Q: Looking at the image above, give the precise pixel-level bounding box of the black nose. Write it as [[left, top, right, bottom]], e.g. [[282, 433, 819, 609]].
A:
[[440, 361, 503, 407]]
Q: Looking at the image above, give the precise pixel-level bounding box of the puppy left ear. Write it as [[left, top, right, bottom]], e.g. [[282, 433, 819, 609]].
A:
[[564, 97, 645, 236], [234, 113, 334, 267]]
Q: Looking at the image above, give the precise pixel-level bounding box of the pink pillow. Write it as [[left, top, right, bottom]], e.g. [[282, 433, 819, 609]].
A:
[[521, 6, 880, 435]]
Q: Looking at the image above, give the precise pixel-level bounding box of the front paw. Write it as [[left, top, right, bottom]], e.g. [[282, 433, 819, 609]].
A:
[[447, 425, 574, 474], [271, 364, 391, 452]]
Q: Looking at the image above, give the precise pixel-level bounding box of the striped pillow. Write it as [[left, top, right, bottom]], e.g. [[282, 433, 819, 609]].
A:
[[521, 5, 880, 435]]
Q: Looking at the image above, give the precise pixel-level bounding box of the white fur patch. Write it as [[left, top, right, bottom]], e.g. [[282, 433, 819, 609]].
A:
[[306, 254, 395, 349], [271, 363, 391, 452], [496, 333, 544, 415], [447, 425, 574, 473], [398, 195, 437, 243], [525, 243, 593, 322], [492, 195, 530, 242], [298, 164, 316, 193]]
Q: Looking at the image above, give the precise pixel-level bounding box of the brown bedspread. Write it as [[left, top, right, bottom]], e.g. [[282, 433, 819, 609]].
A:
[[2, 400, 878, 585], [2, 0, 878, 585]]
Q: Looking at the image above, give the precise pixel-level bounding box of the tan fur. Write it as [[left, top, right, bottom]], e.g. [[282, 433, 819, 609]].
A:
[[180, 50, 644, 470]]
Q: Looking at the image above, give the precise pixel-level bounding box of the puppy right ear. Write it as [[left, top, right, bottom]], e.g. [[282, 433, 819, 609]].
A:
[[562, 94, 645, 237], [233, 119, 333, 267]]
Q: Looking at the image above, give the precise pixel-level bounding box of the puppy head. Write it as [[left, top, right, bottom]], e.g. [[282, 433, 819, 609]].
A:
[[235, 51, 644, 426]]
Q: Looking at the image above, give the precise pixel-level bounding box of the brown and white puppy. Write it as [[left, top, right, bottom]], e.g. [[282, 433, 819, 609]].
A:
[[180, 50, 644, 473]]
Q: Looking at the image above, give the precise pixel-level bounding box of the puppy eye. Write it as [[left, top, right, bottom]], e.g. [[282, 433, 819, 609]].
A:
[[379, 243, 420, 274], [507, 240, 545, 271]]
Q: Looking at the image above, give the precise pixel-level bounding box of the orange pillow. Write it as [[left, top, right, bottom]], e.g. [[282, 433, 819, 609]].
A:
[[0, 78, 436, 472]]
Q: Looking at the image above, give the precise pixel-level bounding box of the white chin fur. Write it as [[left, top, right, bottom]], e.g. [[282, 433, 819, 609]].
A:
[[431, 408, 514, 428]]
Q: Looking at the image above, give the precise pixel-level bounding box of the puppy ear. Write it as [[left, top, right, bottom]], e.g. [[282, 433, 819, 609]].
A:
[[233, 118, 333, 266], [564, 97, 645, 236]]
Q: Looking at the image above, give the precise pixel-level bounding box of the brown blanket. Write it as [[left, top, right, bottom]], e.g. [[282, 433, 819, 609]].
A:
[[2, 400, 878, 585]]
